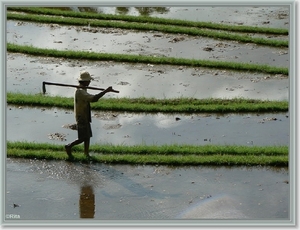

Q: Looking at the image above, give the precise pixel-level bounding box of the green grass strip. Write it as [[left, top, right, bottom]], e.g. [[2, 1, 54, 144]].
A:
[[7, 92, 289, 113], [7, 7, 288, 35], [7, 43, 289, 75], [7, 141, 288, 166], [7, 12, 288, 48], [7, 141, 288, 156]]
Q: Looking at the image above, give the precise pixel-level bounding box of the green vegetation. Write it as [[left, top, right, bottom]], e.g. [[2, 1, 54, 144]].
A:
[[7, 10, 288, 48], [7, 92, 289, 113], [7, 141, 288, 166], [7, 43, 289, 75], [7, 7, 288, 35]]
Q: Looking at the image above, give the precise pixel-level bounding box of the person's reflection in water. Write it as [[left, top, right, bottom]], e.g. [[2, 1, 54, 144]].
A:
[[79, 185, 95, 218]]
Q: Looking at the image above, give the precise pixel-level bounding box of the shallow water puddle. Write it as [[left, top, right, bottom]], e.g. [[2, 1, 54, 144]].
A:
[[7, 106, 289, 146], [6, 158, 289, 220]]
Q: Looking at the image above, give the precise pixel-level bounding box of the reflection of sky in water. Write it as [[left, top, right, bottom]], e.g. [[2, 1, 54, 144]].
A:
[[96, 6, 289, 29], [177, 195, 248, 219], [6, 20, 289, 67], [7, 53, 289, 100], [6, 158, 289, 220], [7, 106, 289, 146], [6, 7, 289, 100], [6, 6, 289, 101], [5, 7, 290, 221]]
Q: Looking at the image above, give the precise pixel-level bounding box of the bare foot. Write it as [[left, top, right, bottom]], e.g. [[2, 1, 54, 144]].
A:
[[65, 145, 73, 158]]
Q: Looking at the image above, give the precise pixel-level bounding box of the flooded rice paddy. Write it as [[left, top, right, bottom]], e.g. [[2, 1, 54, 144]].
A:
[[7, 53, 288, 100], [7, 105, 289, 146], [50, 6, 290, 29], [5, 6, 291, 223], [6, 20, 288, 66]]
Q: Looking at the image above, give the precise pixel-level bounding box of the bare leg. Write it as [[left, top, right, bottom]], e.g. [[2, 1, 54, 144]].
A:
[[84, 138, 90, 157], [65, 139, 84, 157], [65, 123, 91, 159]]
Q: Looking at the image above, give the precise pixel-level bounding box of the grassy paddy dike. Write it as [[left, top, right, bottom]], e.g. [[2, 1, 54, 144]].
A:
[[7, 7, 289, 166]]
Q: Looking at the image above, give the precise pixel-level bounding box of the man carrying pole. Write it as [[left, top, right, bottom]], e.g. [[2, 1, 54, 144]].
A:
[[64, 71, 116, 159]]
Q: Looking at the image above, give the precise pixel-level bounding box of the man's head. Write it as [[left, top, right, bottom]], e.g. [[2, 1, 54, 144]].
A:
[[78, 71, 93, 86]]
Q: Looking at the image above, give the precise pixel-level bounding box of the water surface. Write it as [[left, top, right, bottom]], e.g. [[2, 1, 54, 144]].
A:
[[6, 158, 289, 221], [7, 106, 289, 146]]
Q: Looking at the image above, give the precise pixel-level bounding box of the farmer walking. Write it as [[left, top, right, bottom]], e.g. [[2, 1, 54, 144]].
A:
[[65, 71, 115, 159]]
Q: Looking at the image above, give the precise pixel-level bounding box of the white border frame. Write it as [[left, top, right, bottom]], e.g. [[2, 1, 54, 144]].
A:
[[1, 0, 298, 228]]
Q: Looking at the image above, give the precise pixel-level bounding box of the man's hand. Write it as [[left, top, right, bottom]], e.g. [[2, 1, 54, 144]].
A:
[[105, 86, 120, 94], [105, 86, 113, 92], [93, 86, 119, 101]]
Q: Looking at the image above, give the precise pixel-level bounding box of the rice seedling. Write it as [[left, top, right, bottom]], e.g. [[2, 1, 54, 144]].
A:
[[7, 141, 288, 166]]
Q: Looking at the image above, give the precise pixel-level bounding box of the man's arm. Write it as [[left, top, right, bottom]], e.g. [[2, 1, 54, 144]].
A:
[[92, 86, 113, 102]]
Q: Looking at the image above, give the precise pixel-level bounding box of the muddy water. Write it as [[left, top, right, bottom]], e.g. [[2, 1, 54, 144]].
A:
[[7, 106, 289, 146], [6, 158, 289, 220]]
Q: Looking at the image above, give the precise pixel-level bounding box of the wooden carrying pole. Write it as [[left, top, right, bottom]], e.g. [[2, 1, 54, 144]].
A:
[[42, 81, 119, 94]]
